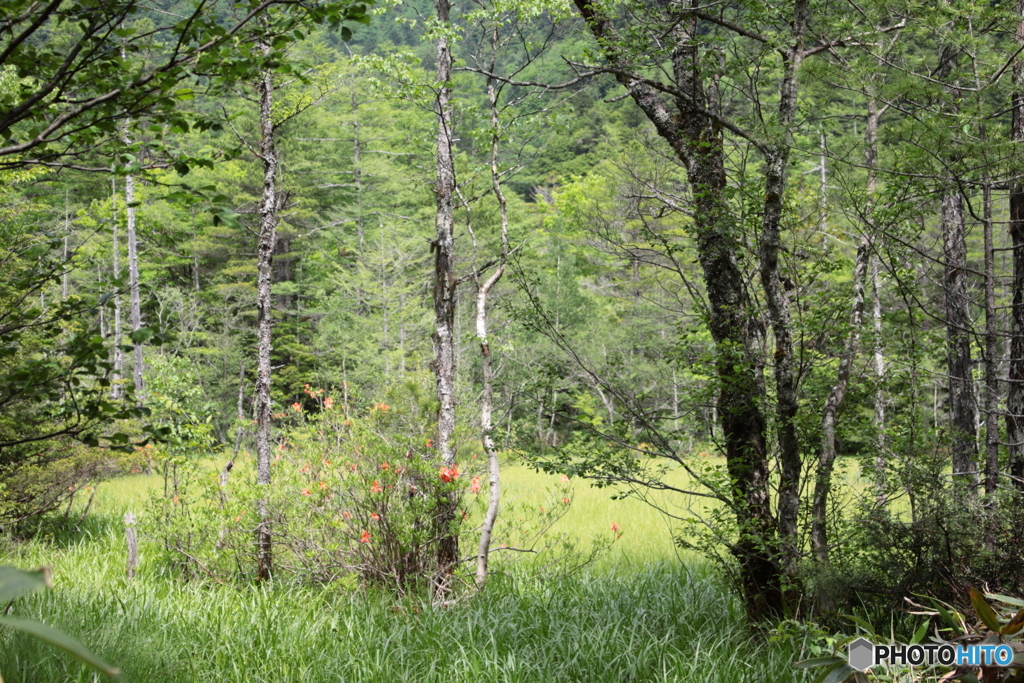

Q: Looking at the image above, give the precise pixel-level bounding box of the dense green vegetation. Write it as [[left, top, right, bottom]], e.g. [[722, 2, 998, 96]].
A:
[[0, 472, 810, 683], [6, 0, 1024, 680]]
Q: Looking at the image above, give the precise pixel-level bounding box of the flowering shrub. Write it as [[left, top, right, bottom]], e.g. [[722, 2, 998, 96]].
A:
[[145, 383, 472, 591]]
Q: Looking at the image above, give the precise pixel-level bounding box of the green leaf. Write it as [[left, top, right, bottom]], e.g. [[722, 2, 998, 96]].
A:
[[910, 620, 929, 644], [810, 662, 855, 683], [930, 599, 962, 634], [969, 586, 1002, 632], [0, 615, 118, 677], [986, 593, 1024, 609], [844, 615, 878, 637], [796, 656, 845, 669], [0, 566, 49, 604], [128, 327, 154, 344], [821, 663, 856, 683]]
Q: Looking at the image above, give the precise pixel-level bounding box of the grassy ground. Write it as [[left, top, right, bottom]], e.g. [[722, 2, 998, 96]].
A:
[[0, 461, 814, 682]]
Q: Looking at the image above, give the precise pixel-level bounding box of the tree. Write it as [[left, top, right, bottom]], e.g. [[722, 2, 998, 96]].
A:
[[431, 0, 460, 581]]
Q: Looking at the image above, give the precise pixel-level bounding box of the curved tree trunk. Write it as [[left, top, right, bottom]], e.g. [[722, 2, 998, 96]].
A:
[[812, 241, 869, 562], [570, 0, 784, 621]]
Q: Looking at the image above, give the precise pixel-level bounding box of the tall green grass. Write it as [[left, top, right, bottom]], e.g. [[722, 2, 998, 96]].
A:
[[0, 463, 813, 682], [1, 562, 807, 682]]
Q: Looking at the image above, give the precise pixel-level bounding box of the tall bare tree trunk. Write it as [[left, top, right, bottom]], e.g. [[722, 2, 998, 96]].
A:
[[863, 92, 888, 504], [254, 45, 279, 583], [62, 188, 69, 301], [942, 191, 979, 491], [119, 37, 144, 398], [111, 177, 124, 400], [758, 0, 807, 584], [872, 254, 886, 501], [351, 90, 365, 252], [1007, 0, 1024, 490], [125, 154, 143, 397], [982, 182, 1000, 500], [432, 0, 459, 580], [476, 47, 509, 588], [933, 45, 978, 493]]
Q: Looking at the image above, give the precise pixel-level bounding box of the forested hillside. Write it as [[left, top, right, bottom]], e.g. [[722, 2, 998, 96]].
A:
[[4, 0, 1024, 679]]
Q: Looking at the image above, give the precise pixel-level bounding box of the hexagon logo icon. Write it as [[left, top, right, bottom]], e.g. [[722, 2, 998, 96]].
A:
[[848, 637, 874, 671]]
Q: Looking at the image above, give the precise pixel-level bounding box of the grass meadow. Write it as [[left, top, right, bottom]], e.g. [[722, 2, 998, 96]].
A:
[[0, 459, 826, 682]]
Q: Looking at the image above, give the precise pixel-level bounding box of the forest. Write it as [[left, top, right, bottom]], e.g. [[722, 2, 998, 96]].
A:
[[2, 0, 1024, 681]]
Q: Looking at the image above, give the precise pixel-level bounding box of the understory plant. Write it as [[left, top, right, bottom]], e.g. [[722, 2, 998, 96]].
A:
[[796, 587, 1024, 682]]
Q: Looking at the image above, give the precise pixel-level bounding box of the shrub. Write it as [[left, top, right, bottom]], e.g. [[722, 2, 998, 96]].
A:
[[145, 382, 472, 590]]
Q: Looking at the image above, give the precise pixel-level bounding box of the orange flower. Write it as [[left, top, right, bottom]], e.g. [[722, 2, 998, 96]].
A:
[[371, 513, 380, 521], [380, 462, 389, 471], [324, 459, 332, 467], [350, 463, 357, 472], [610, 522, 620, 533], [319, 481, 327, 489], [324, 396, 334, 409], [359, 530, 371, 543], [172, 495, 180, 505], [425, 439, 433, 448], [291, 402, 302, 412], [301, 488, 311, 496], [343, 510, 351, 519], [469, 477, 482, 493], [439, 466, 459, 483], [560, 474, 569, 482], [370, 481, 383, 494], [562, 497, 571, 505], [300, 464, 309, 473]]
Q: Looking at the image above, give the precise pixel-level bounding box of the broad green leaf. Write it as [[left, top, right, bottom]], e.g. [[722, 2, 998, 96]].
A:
[[910, 621, 929, 644], [969, 586, 1002, 633], [822, 663, 857, 683], [0, 566, 49, 604], [929, 599, 962, 634], [0, 615, 118, 677], [128, 327, 154, 344], [795, 656, 845, 669], [811, 662, 856, 683], [987, 593, 1024, 609]]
